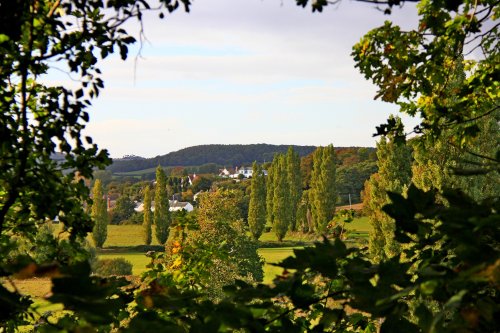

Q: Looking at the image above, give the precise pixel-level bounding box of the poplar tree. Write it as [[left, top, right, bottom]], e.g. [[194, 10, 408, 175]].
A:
[[154, 166, 171, 245], [286, 147, 302, 231], [248, 161, 266, 240], [265, 157, 277, 229], [364, 119, 412, 261], [309, 148, 322, 232], [142, 186, 152, 245], [272, 155, 291, 241], [91, 179, 108, 248], [310, 145, 337, 233]]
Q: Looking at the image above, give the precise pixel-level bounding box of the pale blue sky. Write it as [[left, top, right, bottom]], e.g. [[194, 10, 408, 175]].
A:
[[79, 0, 420, 158]]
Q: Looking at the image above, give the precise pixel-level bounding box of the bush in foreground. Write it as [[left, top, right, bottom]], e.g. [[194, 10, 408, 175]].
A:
[[92, 258, 133, 276]]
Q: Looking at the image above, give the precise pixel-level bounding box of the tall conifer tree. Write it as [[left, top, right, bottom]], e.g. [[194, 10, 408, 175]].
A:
[[309, 148, 322, 232], [266, 157, 277, 229], [142, 186, 152, 245], [154, 166, 171, 245], [272, 155, 291, 241], [248, 161, 266, 240], [286, 147, 302, 231], [91, 179, 108, 248], [364, 118, 412, 260], [310, 145, 337, 233]]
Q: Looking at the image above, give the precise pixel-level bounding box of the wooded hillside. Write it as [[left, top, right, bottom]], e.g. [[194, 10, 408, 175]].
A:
[[108, 144, 318, 173]]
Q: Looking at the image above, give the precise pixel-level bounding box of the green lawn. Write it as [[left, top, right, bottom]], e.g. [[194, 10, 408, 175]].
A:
[[258, 231, 317, 243], [97, 216, 370, 248], [114, 167, 158, 177], [258, 247, 296, 283], [101, 225, 163, 247], [95, 217, 371, 281], [14, 219, 369, 302], [344, 216, 371, 233], [98, 252, 152, 275], [98, 248, 297, 284]]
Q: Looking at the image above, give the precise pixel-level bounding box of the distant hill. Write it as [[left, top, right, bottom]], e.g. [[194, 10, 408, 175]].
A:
[[108, 144, 317, 173]]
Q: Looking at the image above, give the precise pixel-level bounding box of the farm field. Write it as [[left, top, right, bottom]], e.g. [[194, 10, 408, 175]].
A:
[[101, 225, 162, 247], [98, 217, 371, 282], [13, 217, 370, 299], [99, 247, 296, 284], [98, 216, 371, 248]]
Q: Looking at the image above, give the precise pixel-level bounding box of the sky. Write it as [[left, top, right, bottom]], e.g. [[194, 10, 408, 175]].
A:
[[79, 0, 421, 158]]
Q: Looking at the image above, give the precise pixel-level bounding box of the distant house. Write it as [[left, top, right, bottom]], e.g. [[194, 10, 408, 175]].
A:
[[134, 202, 150, 212], [219, 167, 231, 178], [238, 166, 253, 178], [219, 167, 238, 178], [169, 200, 194, 212], [134, 200, 193, 213], [227, 166, 268, 179]]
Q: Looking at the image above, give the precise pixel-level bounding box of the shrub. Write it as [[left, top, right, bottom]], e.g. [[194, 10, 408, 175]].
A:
[[92, 258, 133, 276]]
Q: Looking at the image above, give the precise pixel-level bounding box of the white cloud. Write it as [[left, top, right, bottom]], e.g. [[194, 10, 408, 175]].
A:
[[79, 0, 422, 157], [85, 118, 184, 157]]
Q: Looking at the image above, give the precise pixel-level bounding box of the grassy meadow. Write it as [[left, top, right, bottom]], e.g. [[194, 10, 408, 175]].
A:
[[99, 247, 297, 284], [100, 216, 371, 248], [97, 216, 371, 283], [11, 216, 371, 299]]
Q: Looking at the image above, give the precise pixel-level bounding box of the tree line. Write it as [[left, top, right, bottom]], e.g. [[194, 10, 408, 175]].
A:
[[247, 145, 339, 241], [108, 144, 317, 173], [1, 0, 497, 331]]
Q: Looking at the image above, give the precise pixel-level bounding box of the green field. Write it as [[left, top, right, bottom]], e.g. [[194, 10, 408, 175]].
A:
[[258, 247, 296, 283], [101, 225, 163, 247], [13, 218, 370, 299], [97, 217, 371, 282], [99, 216, 371, 248], [99, 252, 152, 275], [114, 167, 157, 177], [99, 247, 297, 284], [345, 216, 370, 232]]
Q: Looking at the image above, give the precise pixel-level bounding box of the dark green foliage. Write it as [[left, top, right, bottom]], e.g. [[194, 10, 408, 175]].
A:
[[111, 194, 136, 224], [93, 258, 133, 276], [10, 222, 58, 264], [143, 186, 153, 245], [266, 147, 304, 240], [301, 147, 376, 192], [272, 155, 292, 241], [411, 113, 499, 203], [266, 157, 277, 228], [91, 180, 108, 248], [248, 162, 266, 240], [167, 190, 264, 301], [109, 144, 317, 173], [364, 120, 413, 261], [47, 261, 132, 327], [336, 160, 377, 205], [286, 147, 302, 231], [191, 175, 214, 193], [154, 166, 171, 245], [310, 145, 337, 233], [295, 190, 313, 232]]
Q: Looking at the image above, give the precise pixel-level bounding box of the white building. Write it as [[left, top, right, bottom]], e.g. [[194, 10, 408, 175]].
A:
[[134, 200, 194, 213], [169, 200, 194, 212], [228, 166, 268, 179]]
